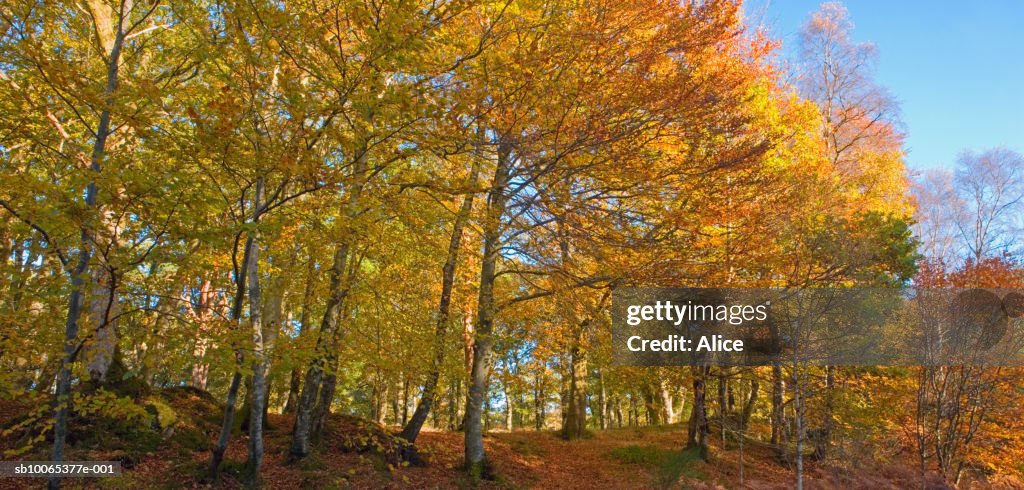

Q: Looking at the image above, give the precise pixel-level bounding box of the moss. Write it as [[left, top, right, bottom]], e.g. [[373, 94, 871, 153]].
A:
[[170, 425, 210, 452], [466, 459, 485, 482], [86, 358, 151, 400], [145, 398, 178, 431], [218, 459, 247, 479], [94, 472, 142, 489], [157, 386, 223, 428], [610, 445, 705, 489], [465, 458, 499, 483]]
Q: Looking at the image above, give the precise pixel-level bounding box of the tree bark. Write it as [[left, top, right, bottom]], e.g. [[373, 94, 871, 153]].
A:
[[504, 381, 514, 431], [771, 361, 784, 458], [284, 256, 316, 413], [209, 233, 254, 479], [718, 369, 728, 446], [50, 3, 125, 487], [449, 378, 461, 430], [244, 180, 267, 483], [210, 369, 243, 477], [76, 0, 124, 390], [256, 251, 285, 425], [562, 332, 588, 439], [533, 378, 544, 430], [290, 146, 368, 460], [816, 365, 835, 460], [741, 376, 759, 430], [401, 165, 478, 442], [464, 138, 511, 478], [687, 366, 709, 460], [84, 263, 120, 383], [189, 280, 216, 390], [598, 369, 607, 430], [659, 377, 675, 424]]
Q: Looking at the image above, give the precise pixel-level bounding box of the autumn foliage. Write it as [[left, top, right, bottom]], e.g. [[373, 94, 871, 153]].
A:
[[0, 0, 1022, 489]]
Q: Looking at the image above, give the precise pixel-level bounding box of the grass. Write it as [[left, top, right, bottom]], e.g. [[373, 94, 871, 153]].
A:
[[609, 444, 706, 488]]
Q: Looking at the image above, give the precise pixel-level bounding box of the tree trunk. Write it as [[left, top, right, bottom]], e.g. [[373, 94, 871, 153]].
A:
[[598, 369, 607, 430], [401, 165, 477, 442], [84, 263, 120, 383], [614, 397, 623, 428], [401, 374, 410, 427], [241, 375, 254, 432], [257, 252, 285, 425], [290, 146, 367, 459], [431, 389, 441, 429], [210, 231, 255, 479], [741, 376, 759, 430], [51, 5, 124, 486], [534, 380, 544, 430], [795, 366, 806, 490], [687, 366, 709, 460], [311, 276, 358, 434], [771, 361, 784, 457], [284, 256, 316, 413], [245, 181, 267, 483], [505, 382, 514, 431], [390, 384, 401, 425], [659, 377, 674, 424], [372, 377, 389, 424], [449, 378, 461, 430], [190, 279, 215, 390], [209, 369, 243, 479], [816, 365, 835, 460], [562, 334, 588, 439], [629, 393, 637, 427], [718, 370, 728, 446], [483, 393, 491, 432], [312, 371, 337, 433], [464, 138, 511, 478], [291, 245, 346, 459], [51, 251, 90, 490], [644, 387, 659, 426]]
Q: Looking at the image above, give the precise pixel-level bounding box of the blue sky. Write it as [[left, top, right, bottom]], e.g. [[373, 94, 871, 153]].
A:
[[745, 1, 1024, 171]]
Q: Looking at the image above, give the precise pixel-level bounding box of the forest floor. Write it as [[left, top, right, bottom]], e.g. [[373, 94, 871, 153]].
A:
[[0, 388, 979, 489]]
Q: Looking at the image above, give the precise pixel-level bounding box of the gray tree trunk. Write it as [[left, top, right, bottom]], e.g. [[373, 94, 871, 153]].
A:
[[209, 234, 254, 478], [741, 377, 759, 430], [289, 243, 348, 459], [659, 377, 675, 424], [50, 3, 125, 487], [687, 366, 709, 460], [284, 257, 316, 413], [464, 139, 511, 478], [771, 361, 784, 459], [401, 165, 478, 443], [245, 179, 267, 484], [84, 263, 119, 382], [598, 370, 607, 430], [290, 146, 368, 459], [816, 365, 835, 460], [562, 338, 588, 439]]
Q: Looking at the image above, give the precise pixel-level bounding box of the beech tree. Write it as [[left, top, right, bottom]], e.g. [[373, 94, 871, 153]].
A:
[[3, 1, 1020, 488]]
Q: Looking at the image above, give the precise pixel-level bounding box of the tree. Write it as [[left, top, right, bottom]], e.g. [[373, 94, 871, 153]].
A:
[[796, 2, 912, 466], [914, 169, 963, 264], [954, 148, 1024, 262], [0, 3, 206, 487]]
